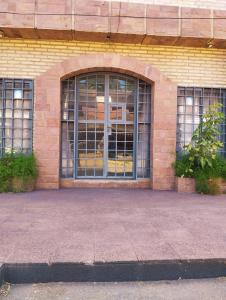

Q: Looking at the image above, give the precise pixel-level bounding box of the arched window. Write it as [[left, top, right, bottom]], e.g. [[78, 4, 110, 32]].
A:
[[61, 72, 151, 179]]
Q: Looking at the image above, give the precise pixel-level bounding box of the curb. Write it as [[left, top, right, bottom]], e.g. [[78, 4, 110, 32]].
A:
[[1, 259, 226, 285], [0, 264, 4, 286]]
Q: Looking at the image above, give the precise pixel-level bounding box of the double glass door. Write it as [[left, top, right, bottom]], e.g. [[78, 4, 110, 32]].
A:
[[76, 73, 136, 178]]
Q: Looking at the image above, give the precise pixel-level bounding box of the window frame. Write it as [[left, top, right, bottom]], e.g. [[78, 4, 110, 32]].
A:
[[0, 78, 34, 157], [61, 72, 152, 179], [177, 86, 226, 157]]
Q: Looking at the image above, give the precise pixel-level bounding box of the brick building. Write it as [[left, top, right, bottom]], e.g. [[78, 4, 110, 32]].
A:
[[0, 0, 226, 190]]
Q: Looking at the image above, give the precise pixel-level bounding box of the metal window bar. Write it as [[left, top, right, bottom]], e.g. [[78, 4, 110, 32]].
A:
[[61, 73, 151, 179], [0, 78, 33, 157], [177, 86, 226, 157]]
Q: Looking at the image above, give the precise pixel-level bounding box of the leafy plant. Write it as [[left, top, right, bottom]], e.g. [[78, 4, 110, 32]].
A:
[[195, 175, 210, 194], [208, 178, 221, 195], [174, 103, 226, 194], [0, 152, 38, 193], [185, 103, 225, 174], [0, 153, 14, 192], [173, 154, 193, 178], [11, 153, 38, 180]]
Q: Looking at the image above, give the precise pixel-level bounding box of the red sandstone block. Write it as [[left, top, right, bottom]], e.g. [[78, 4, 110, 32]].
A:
[[74, 0, 109, 32], [35, 150, 60, 159], [36, 0, 72, 30], [146, 5, 179, 36], [36, 180, 59, 189], [36, 183, 59, 189], [153, 152, 174, 162], [37, 0, 71, 13], [154, 167, 174, 177], [36, 157, 59, 165], [213, 10, 226, 40], [220, 180, 226, 193], [111, 17, 146, 35], [1, 0, 35, 13], [111, 2, 146, 35], [36, 29, 73, 40], [47, 118, 60, 127], [0, 3, 34, 28], [34, 103, 50, 112], [36, 16, 72, 30], [175, 177, 196, 193], [7, 16, 33, 29], [118, 2, 145, 18], [181, 7, 212, 38], [75, 0, 109, 16], [75, 16, 109, 33], [38, 166, 59, 175], [152, 176, 174, 190]]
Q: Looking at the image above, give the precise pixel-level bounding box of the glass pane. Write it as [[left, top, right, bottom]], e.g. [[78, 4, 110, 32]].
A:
[[177, 87, 226, 158], [61, 74, 152, 179], [137, 80, 151, 178], [0, 79, 33, 157]]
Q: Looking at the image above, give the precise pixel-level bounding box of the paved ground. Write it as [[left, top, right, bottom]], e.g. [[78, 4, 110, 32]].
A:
[[0, 189, 226, 263], [2, 278, 226, 300]]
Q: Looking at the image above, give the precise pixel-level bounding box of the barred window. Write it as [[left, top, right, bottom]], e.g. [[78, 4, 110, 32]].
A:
[[61, 73, 151, 179], [177, 87, 226, 157], [0, 79, 33, 157]]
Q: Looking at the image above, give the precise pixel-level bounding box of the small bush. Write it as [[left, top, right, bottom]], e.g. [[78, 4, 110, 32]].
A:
[[195, 176, 210, 194], [208, 178, 221, 195], [0, 152, 38, 193], [173, 154, 193, 178], [174, 103, 226, 195], [0, 154, 14, 192], [174, 154, 226, 195], [11, 153, 38, 180], [221, 160, 226, 180]]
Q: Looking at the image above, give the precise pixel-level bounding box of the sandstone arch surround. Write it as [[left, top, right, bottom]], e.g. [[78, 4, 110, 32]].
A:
[[34, 53, 177, 190]]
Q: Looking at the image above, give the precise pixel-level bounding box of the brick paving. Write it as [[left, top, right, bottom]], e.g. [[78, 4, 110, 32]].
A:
[[0, 189, 226, 264]]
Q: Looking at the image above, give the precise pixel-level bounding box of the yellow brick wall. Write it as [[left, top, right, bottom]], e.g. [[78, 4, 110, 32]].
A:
[[0, 38, 226, 87]]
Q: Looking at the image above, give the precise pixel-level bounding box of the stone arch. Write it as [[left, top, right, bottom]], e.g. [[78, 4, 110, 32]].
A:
[[34, 53, 177, 190]]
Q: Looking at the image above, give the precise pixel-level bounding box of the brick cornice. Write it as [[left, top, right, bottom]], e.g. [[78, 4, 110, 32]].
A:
[[1, 0, 226, 48]]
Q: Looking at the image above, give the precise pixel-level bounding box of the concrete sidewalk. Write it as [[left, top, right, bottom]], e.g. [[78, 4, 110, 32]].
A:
[[0, 189, 226, 264]]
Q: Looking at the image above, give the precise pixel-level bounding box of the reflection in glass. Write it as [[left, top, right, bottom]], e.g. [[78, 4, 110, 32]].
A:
[[0, 79, 33, 156], [177, 87, 226, 156], [14, 90, 22, 99], [61, 73, 151, 179]]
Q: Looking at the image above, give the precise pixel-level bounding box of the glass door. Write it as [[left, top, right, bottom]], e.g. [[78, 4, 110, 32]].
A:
[[61, 72, 151, 180], [76, 73, 136, 178], [107, 74, 136, 178], [77, 74, 105, 177]]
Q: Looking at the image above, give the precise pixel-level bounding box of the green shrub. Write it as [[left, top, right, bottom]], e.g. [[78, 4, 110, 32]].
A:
[[11, 153, 38, 180], [207, 155, 226, 180], [174, 103, 226, 195], [195, 176, 220, 195], [220, 159, 226, 180], [174, 154, 226, 194], [0, 152, 38, 193], [173, 154, 193, 178], [193, 155, 226, 180], [208, 178, 221, 195], [195, 176, 210, 194], [185, 103, 225, 171], [0, 153, 14, 192]]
